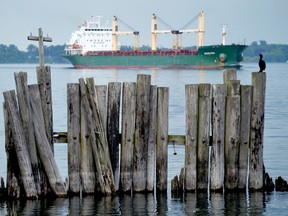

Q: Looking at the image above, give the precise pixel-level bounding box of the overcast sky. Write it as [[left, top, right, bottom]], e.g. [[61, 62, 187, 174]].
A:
[[1, 0, 287, 50]]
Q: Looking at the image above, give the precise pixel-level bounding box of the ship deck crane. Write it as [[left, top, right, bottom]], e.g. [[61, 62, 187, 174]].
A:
[[151, 12, 204, 51], [112, 16, 140, 51]]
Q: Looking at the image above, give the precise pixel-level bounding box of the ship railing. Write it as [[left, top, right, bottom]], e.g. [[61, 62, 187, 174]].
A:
[[84, 49, 198, 57]]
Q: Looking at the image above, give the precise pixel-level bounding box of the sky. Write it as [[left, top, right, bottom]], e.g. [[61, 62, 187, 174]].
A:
[[1, 0, 288, 51]]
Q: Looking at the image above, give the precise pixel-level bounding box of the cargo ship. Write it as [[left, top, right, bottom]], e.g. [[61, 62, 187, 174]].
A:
[[63, 12, 247, 69]]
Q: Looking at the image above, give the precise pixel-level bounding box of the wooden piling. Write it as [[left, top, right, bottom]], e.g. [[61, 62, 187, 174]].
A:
[[3, 90, 37, 198], [120, 82, 136, 192], [3, 101, 20, 198], [36, 66, 53, 152], [224, 80, 241, 190], [107, 82, 121, 191], [156, 87, 169, 192], [210, 84, 226, 191], [197, 84, 211, 191], [223, 69, 237, 83], [133, 74, 151, 192], [185, 84, 198, 191], [15, 72, 41, 195], [250, 72, 266, 190], [238, 85, 252, 190], [67, 84, 81, 194], [86, 78, 115, 194], [147, 85, 157, 192], [79, 79, 96, 193], [29, 85, 66, 196]]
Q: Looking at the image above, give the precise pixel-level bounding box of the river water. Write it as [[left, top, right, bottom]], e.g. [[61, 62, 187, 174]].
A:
[[0, 63, 288, 215]]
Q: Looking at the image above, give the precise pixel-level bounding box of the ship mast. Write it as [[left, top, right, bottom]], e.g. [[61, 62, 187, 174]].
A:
[[197, 11, 205, 47], [151, 12, 205, 50], [112, 16, 140, 51], [151, 14, 171, 51]]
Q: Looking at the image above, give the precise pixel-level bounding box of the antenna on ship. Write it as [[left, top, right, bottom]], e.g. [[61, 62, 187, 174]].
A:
[[221, 24, 227, 45]]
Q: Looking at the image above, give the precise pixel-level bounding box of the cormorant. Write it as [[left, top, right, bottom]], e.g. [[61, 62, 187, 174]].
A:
[[259, 54, 266, 72]]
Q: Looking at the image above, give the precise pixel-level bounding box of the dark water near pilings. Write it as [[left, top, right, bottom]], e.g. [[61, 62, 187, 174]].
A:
[[1, 191, 283, 215], [1, 63, 288, 215]]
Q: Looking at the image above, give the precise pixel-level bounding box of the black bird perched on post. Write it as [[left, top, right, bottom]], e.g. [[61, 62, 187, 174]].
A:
[[258, 54, 266, 72]]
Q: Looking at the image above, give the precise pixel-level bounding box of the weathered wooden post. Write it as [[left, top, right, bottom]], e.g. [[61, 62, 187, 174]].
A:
[[120, 82, 136, 192], [14, 72, 41, 195], [156, 87, 169, 192], [107, 82, 121, 191], [29, 84, 66, 196], [185, 84, 198, 191], [133, 74, 151, 192], [238, 85, 252, 190], [3, 101, 20, 198], [210, 84, 226, 191], [224, 80, 241, 190], [79, 79, 96, 193], [36, 66, 54, 152], [3, 90, 37, 198], [86, 78, 115, 194], [27, 28, 52, 67], [197, 84, 211, 191], [147, 85, 157, 192], [250, 72, 266, 190], [223, 69, 237, 83], [28, 28, 53, 152], [67, 83, 81, 194]]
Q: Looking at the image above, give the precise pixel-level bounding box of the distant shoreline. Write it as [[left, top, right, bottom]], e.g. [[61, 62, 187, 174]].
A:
[[1, 41, 288, 63]]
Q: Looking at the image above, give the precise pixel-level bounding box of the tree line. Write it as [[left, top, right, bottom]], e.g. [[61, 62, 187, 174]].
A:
[[0, 41, 287, 64]]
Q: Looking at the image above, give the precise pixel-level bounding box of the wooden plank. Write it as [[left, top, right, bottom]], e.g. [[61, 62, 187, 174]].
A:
[[184, 84, 198, 191], [52, 132, 186, 145], [249, 72, 266, 190], [238, 85, 252, 190], [86, 78, 115, 194], [224, 80, 241, 190], [147, 85, 157, 192], [120, 82, 136, 192], [210, 84, 226, 191], [133, 74, 151, 192], [197, 84, 211, 191], [78, 79, 96, 193], [29, 85, 66, 196], [3, 90, 37, 198], [156, 87, 169, 192], [107, 82, 121, 191], [36, 66, 53, 153], [15, 72, 41, 195], [67, 83, 81, 194]]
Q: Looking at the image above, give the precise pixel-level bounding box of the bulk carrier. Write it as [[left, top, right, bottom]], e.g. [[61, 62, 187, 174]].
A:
[[63, 12, 247, 69]]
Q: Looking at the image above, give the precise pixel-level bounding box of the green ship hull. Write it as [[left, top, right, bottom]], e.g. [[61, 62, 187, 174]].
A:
[[63, 44, 247, 69]]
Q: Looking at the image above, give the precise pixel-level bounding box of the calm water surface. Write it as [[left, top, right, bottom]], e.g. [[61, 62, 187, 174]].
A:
[[0, 63, 288, 215]]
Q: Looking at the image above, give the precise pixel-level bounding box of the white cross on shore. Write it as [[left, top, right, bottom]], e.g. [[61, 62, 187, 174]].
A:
[[27, 28, 52, 67]]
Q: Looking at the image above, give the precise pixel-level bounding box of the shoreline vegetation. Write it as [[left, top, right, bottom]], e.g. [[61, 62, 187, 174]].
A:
[[0, 40, 287, 64]]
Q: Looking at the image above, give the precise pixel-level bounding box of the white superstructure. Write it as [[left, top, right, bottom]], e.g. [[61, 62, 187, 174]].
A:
[[65, 16, 113, 55]]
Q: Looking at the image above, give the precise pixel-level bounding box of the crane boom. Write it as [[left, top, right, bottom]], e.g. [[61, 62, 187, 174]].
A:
[[151, 12, 205, 50]]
